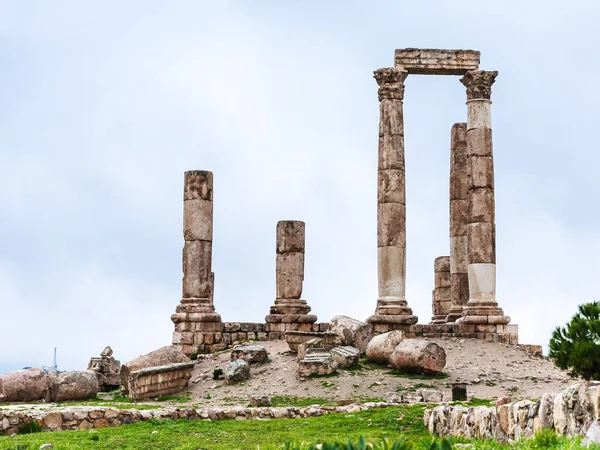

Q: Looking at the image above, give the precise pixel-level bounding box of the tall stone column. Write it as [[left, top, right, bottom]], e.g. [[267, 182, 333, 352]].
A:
[[446, 123, 470, 323], [367, 67, 417, 328], [458, 71, 509, 325], [172, 171, 223, 355], [266, 221, 317, 326], [431, 256, 451, 324]]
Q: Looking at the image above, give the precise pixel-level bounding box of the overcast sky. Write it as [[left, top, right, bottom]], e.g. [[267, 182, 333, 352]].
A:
[[1, 1, 599, 374]]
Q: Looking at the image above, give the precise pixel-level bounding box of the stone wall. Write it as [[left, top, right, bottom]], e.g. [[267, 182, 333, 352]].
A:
[[173, 322, 331, 355], [373, 323, 519, 345], [424, 382, 600, 443], [0, 402, 392, 435]]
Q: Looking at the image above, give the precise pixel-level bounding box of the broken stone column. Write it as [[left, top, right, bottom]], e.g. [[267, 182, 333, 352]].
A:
[[458, 71, 509, 325], [430, 256, 451, 324], [446, 123, 470, 323], [171, 171, 223, 356], [367, 67, 417, 329], [265, 221, 317, 326]]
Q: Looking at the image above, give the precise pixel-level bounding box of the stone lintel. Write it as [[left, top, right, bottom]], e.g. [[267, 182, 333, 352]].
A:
[[394, 48, 480, 75]]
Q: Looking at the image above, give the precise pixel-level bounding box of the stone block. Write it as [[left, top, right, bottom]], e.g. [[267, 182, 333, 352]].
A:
[[467, 223, 496, 264], [377, 203, 406, 247], [298, 338, 324, 360], [378, 169, 405, 204], [329, 315, 373, 354], [285, 331, 342, 352], [184, 171, 213, 201], [182, 241, 212, 298], [378, 135, 405, 170], [231, 345, 268, 364], [467, 99, 492, 129], [224, 322, 241, 333], [298, 351, 338, 378], [475, 324, 497, 333], [450, 201, 468, 236], [330, 346, 360, 367], [276, 252, 304, 299], [377, 246, 406, 298], [240, 323, 263, 333], [276, 221, 305, 254], [379, 100, 404, 137], [183, 199, 213, 242], [267, 332, 281, 340], [434, 287, 451, 301], [468, 156, 494, 190], [225, 360, 250, 383], [468, 188, 495, 224], [466, 128, 493, 157], [394, 48, 480, 75]]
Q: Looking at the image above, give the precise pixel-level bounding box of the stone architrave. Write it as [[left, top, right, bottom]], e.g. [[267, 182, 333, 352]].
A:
[[458, 71, 510, 325], [446, 123, 470, 323], [265, 221, 317, 325], [171, 171, 223, 355], [430, 256, 451, 324], [367, 67, 417, 327]]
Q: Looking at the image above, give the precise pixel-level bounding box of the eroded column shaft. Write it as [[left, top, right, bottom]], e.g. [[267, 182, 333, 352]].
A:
[[431, 256, 451, 324], [446, 123, 469, 323], [265, 221, 316, 324], [368, 67, 417, 326]]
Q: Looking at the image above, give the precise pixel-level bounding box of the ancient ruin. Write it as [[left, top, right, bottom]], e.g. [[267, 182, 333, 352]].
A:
[[265, 221, 317, 329], [168, 48, 518, 357]]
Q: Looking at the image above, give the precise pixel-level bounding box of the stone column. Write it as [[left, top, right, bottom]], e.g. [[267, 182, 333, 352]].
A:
[[458, 71, 509, 325], [172, 171, 223, 355], [431, 256, 451, 324], [367, 67, 417, 328], [265, 221, 317, 326], [446, 123, 469, 323]]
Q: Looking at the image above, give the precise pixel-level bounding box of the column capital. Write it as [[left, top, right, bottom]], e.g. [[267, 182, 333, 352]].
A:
[[374, 67, 408, 101], [460, 70, 498, 101]]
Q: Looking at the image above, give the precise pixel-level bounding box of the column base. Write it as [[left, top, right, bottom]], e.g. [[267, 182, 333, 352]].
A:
[[366, 314, 418, 325], [430, 315, 447, 325], [457, 300, 510, 325], [265, 313, 317, 324], [445, 306, 465, 323]]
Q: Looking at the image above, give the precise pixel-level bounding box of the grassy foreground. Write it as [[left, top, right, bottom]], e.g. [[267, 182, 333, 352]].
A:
[[0, 404, 596, 450]]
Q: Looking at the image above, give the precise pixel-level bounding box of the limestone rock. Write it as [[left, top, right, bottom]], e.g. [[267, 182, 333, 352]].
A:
[[230, 345, 268, 364], [298, 338, 324, 360], [225, 360, 250, 383], [46, 371, 99, 402], [329, 315, 373, 354], [121, 346, 189, 386], [249, 395, 271, 407], [0, 368, 50, 402], [298, 350, 337, 378], [417, 388, 443, 403], [389, 339, 446, 374], [583, 421, 600, 446], [101, 346, 113, 357], [365, 330, 405, 365], [330, 346, 360, 368]]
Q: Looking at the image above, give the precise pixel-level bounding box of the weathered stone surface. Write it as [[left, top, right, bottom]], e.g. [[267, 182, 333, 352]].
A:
[[467, 188, 495, 224], [182, 240, 213, 299], [365, 330, 405, 365], [183, 199, 213, 242], [377, 246, 407, 299], [298, 351, 337, 378], [467, 223, 496, 264], [389, 339, 446, 374], [249, 395, 271, 407], [377, 203, 406, 247], [298, 338, 324, 360], [225, 360, 250, 383], [330, 346, 360, 368], [276, 252, 304, 299], [394, 48, 480, 75], [276, 221, 305, 254], [378, 135, 405, 170], [46, 371, 99, 402], [378, 170, 406, 204], [230, 345, 268, 364], [285, 331, 341, 352], [0, 368, 50, 402], [122, 346, 189, 382], [329, 316, 373, 354], [184, 170, 212, 201]]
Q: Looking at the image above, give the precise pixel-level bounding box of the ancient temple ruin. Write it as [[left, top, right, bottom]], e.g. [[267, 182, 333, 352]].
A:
[[171, 48, 518, 357]]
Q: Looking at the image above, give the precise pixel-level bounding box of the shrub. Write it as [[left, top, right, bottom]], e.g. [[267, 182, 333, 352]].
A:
[[549, 301, 600, 380]]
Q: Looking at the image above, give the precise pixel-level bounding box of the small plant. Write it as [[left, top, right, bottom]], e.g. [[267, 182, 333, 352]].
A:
[[213, 368, 224, 380], [18, 421, 42, 434], [530, 428, 560, 448], [190, 350, 199, 361], [204, 393, 212, 400], [90, 433, 100, 441]]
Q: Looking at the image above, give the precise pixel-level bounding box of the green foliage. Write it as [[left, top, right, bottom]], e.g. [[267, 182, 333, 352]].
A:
[[213, 368, 224, 380], [154, 392, 192, 402], [270, 396, 335, 407], [549, 301, 600, 380], [17, 421, 41, 434], [530, 428, 560, 448], [384, 371, 449, 380]]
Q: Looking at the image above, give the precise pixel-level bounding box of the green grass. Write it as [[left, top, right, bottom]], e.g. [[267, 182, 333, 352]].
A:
[[0, 403, 596, 450]]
